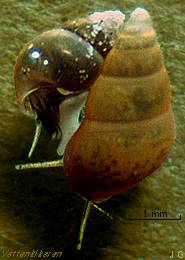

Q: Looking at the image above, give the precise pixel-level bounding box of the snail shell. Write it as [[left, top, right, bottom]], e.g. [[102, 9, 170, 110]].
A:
[[63, 8, 175, 202], [14, 29, 104, 135], [14, 10, 125, 153]]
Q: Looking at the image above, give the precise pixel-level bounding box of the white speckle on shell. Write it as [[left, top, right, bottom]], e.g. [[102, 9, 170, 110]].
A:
[[43, 59, 49, 66], [91, 31, 97, 38], [92, 23, 102, 35], [31, 51, 40, 59], [86, 44, 94, 59], [98, 41, 103, 46], [22, 67, 27, 73], [79, 69, 86, 74], [62, 49, 72, 55], [109, 40, 114, 46], [28, 43, 34, 49]]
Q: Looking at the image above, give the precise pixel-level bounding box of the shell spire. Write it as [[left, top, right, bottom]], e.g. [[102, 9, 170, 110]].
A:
[[124, 8, 156, 47], [126, 7, 152, 28]]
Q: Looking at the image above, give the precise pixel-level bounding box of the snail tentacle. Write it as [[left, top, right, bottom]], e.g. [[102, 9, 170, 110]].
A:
[[92, 203, 113, 220], [76, 200, 93, 251], [15, 159, 64, 170], [28, 120, 42, 158]]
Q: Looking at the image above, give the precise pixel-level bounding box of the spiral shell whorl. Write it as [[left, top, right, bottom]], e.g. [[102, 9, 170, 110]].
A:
[[85, 8, 171, 122]]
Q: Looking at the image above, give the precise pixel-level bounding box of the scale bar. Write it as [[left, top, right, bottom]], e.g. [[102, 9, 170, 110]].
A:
[[129, 215, 181, 221]]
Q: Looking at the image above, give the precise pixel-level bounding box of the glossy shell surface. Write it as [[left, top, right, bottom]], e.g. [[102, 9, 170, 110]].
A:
[[14, 29, 104, 108]]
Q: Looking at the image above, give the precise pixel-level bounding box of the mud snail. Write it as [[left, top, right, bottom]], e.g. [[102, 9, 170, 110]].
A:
[[14, 8, 175, 250]]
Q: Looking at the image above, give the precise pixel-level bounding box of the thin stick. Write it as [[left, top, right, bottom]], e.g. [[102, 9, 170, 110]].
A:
[[28, 121, 42, 158], [77, 200, 93, 251], [15, 159, 63, 170]]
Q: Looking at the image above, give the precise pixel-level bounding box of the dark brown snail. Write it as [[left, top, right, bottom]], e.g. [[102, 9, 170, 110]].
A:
[[14, 8, 175, 251], [14, 10, 125, 157]]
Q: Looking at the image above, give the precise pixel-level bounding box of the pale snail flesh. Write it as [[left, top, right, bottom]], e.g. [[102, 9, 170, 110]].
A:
[[14, 10, 125, 157]]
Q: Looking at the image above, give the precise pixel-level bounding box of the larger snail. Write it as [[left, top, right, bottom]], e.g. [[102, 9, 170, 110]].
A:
[[14, 8, 175, 250]]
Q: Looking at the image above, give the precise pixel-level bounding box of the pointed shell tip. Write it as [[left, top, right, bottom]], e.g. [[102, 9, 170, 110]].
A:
[[125, 7, 153, 32], [130, 7, 151, 23]]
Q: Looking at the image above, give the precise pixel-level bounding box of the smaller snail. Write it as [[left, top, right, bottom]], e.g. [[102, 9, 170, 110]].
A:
[[14, 10, 125, 158]]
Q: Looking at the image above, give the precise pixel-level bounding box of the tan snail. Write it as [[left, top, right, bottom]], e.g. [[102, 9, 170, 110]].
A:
[[14, 8, 175, 250]]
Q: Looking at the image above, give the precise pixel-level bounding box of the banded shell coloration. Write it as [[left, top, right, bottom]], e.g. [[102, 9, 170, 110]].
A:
[[63, 8, 175, 202]]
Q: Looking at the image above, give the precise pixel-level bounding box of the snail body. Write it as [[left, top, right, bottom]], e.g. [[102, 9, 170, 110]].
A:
[[63, 8, 175, 202]]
